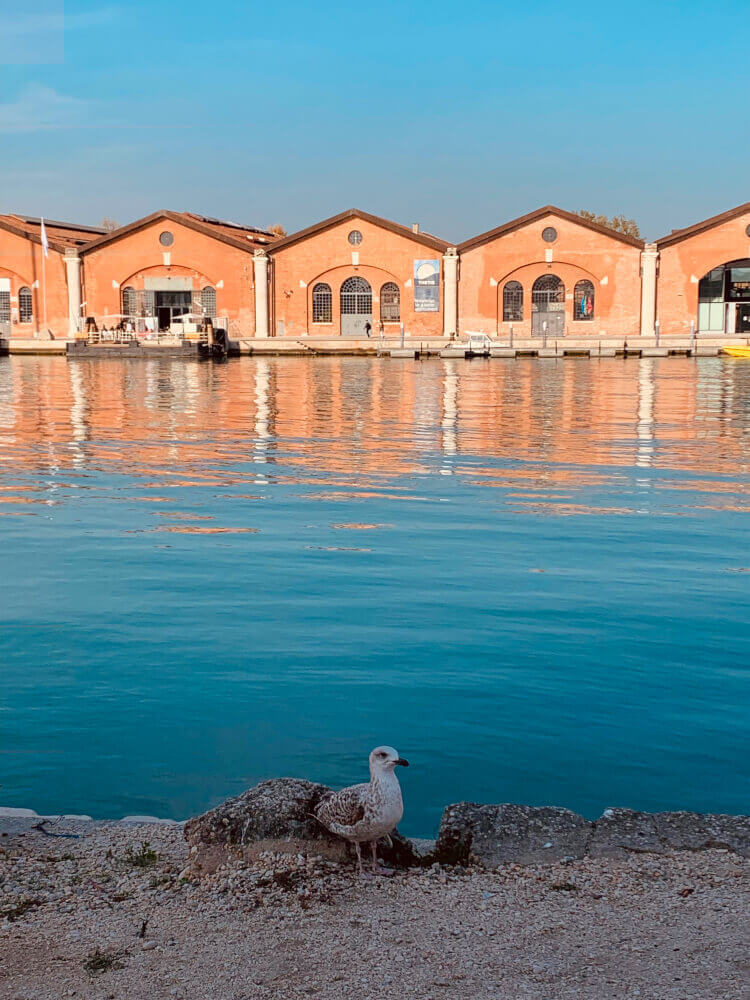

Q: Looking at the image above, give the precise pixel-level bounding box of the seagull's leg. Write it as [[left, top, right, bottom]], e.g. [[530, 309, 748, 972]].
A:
[[371, 840, 394, 877], [354, 841, 363, 876]]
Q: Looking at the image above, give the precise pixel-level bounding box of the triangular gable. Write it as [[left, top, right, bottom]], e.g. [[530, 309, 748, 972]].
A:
[[458, 205, 644, 253], [79, 210, 267, 255], [268, 208, 451, 255], [656, 201, 750, 248]]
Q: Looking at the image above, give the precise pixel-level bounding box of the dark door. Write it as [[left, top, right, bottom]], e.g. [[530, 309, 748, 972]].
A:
[[155, 291, 191, 330], [531, 275, 565, 337], [737, 304, 750, 333], [340, 277, 372, 337]]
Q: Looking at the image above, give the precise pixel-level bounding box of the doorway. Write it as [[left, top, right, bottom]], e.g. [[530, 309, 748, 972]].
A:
[[340, 277, 372, 337], [531, 274, 565, 337], [155, 291, 191, 331]]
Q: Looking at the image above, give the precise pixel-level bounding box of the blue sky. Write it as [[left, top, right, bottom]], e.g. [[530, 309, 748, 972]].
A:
[[0, 0, 748, 241]]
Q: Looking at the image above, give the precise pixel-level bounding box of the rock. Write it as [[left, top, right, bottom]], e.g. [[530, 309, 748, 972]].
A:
[[184, 778, 422, 870], [590, 808, 750, 858], [433, 803, 592, 866]]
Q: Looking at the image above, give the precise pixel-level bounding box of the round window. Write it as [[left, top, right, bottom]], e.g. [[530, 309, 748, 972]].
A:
[[745, 224, 750, 238], [159, 231, 174, 247], [542, 227, 558, 243], [348, 230, 363, 246]]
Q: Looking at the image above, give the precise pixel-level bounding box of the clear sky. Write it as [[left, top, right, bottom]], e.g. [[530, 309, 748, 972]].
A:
[[0, 0, 747, 242]]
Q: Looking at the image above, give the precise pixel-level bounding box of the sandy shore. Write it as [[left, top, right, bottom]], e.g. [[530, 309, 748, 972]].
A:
[[1, 821, 747, 1000]]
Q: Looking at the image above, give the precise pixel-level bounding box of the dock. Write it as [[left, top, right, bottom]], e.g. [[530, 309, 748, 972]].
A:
[[2, 335, 746, 360]]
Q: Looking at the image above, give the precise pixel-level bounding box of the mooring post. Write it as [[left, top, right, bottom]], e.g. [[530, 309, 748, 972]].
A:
[[400, 322, 405, 349], [690, 320, 695, 353], [542, 320, 547, 349], [509, 323, 514, 349], [655, 319, 660, 346]]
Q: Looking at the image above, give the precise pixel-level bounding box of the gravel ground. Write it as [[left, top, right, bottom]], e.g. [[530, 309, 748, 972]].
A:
[[0, 823, 747, 1000]]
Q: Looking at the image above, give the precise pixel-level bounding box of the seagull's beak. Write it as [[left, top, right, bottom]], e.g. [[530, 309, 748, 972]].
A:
[[395, 757, 409, 767]]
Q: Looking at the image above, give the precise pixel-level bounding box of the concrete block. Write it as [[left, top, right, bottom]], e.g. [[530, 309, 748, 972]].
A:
[[537, 348, 561, 358], [640, 348, 669, 357], [439, 348, 468, 359], [389, 348, 418, 359], [596, 348, 617, 357], [694, 346, 719, 357], [490, 347, 517, 358]]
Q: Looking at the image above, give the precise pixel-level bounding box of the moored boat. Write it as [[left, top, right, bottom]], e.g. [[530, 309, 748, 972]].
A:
[[720, 346, 750, 358]]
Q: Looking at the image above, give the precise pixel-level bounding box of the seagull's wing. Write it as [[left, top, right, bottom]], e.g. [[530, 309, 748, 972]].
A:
[[315, 783, 368, 832]]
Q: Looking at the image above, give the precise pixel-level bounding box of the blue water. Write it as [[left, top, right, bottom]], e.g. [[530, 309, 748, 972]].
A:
[[1, 355, 749, 835]]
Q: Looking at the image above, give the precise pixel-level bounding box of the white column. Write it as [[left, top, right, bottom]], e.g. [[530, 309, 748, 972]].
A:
[[640, 243, 658, 337], [64, 252, 82, 338], [253, 250, 269, 338], [442, 248, 458, 338]]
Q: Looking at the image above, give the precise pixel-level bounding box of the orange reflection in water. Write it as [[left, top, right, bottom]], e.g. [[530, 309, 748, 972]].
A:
[[0, 355, 749, 506]]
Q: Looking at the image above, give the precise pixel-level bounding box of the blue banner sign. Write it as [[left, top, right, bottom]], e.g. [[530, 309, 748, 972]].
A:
[[414, 259, 440, 312]]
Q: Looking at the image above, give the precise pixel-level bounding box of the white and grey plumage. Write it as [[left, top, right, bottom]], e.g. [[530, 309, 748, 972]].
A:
[[315, 745, 409, 875]]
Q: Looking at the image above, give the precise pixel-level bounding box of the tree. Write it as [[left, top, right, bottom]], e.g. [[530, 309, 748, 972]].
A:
[[100, 217, 119, 232], [577, 210, 640, 239], [267, 223, 287, 237]]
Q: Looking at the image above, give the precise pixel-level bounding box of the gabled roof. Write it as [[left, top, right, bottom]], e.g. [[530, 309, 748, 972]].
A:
[[0, 214, 103, 253], [656, 201, 750, 248], [79, 210, 275, 255], [458, 205, 644, 253], [268, 208, 451, 255]]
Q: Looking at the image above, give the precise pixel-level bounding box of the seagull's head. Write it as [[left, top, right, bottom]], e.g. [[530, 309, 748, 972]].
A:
[[369, 745, 409, 775]]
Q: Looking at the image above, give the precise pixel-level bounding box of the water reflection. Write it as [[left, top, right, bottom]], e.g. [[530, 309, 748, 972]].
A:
[[1, 356, 749, 494]]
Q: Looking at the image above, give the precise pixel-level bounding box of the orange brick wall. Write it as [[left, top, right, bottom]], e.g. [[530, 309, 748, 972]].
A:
[[459, 213, 643, 337], [0, 228, 71, 337], [656, 210, 750, 335], [269, 218, 445, 337], [81, 219, 257, 336]]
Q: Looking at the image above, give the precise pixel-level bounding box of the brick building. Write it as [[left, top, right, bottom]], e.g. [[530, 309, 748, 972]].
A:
[[260, 209, 457, 339], [655, 202, 750, 336], [79, 210, 275, 338], [457, 207, 645, 339], [4, 201, 750, 344], [0, 215, 104, 339]]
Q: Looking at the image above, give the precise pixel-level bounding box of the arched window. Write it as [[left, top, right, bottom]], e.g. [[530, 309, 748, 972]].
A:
[[122, 286, 137, 316], [201, 286, 216, 318], [18, 286, 33, 323], [573, 280, 595, 321], [502, 280, 523, 321], [0, 288, 9, 323], [380, 282, 400, 322], [312, 282, 332, 323]]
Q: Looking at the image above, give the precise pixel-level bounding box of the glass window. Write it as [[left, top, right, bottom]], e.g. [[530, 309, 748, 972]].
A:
[[348, 230, 363, 246], [380, 282, 400, 322], [0, 290, 10, 323], [159, 231, 174, 247], [573, 280, 595, 320], [312, 282, 332, 323], [698, 268, 726, 331], [18, 286, 33, 323], [502, 281, 523, 321], [201, 286, 216, 317], [542, 227, 558, 243], [122, 286, 137, 316]]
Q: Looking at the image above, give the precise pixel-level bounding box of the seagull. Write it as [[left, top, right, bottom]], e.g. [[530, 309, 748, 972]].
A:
[[315, 746, 409, 875]]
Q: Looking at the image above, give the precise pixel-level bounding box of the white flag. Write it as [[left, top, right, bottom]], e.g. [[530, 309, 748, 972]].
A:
[[40, 217, 49, 258]]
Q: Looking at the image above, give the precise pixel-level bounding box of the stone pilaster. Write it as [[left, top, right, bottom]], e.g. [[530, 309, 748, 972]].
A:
[[640, 243, 659, 337], [63, 251, 82, 338], [253, 251, 269, 338], [443, 249, 459, 338]]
